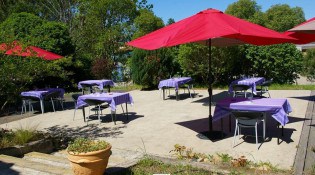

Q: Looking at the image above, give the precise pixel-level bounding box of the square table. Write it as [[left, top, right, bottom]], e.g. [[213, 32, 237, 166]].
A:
[[21, 88, 65, 114], [213, 97, 292, 126], [78, 79, 114, 94], [229, 77, 265, 95], [158, 77, 192, 100], [76, 92, 133, 124]]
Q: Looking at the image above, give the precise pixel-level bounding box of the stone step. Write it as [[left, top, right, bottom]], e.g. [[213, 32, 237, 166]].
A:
[[24, 152, 70, 168], [0, 154, 72, 175]]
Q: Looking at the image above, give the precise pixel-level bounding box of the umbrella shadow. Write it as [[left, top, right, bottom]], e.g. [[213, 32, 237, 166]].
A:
[[176, 114, 297, 144], [175, 116, 235, 142]]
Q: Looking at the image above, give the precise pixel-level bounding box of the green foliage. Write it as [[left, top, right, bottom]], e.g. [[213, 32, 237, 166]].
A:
[[129, 9, 178, 87], [133, 9, 164, 38], [225, 0, 261, 20], [177, 44, 208, 84], [264, 4, 305, 32], [0, 127, 44, 148], [67, 138, 110, 154], [0, 12, 74, 110], [129, 157, 213, 175], [245, 44, 303, 84], [301, 49, 315, 81], [0, 0, 41, 23], [217, 153, 233, 163], [0, 12, 43, 42], [31, 21, 74, 56], [0, 55, 66, 111]]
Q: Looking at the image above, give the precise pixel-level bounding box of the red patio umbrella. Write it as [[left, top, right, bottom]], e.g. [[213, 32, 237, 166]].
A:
[[127, 8, 296, 139], [284, 17, 315, 44], [0, 41, 63, 60]]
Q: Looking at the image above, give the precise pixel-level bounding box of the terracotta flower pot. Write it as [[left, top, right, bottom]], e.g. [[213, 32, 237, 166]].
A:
[[67, 145, 111, 175]]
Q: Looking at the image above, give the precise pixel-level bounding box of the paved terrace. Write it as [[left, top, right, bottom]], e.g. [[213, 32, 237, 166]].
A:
[[0, 89, 311, 170]]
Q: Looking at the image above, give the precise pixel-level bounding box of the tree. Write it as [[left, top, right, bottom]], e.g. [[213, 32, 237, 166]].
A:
[[0, 12, 73, 111], [225, 0, 261, 22], [245, 44, 303, 84], [264, 4, 305, 32], [129, 9, 169, 87], [225, 1, 305, 84], [71, 0, 140, 81], [177, 44, 208, 84], [301, 49, 315, 81]]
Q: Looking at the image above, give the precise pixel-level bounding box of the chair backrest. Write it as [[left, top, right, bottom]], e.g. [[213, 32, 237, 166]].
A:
[[232, 111, 264, 126], [232, 84, 250, 92], [44, 91, 61, 100], [84, 99, 104, 106], [22, 95, 39, 101], [261, 78, 273, 86], [72, 93, 82, 101]]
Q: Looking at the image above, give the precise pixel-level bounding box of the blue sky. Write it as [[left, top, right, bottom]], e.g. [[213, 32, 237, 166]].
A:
[[146, 0, 315, 23]]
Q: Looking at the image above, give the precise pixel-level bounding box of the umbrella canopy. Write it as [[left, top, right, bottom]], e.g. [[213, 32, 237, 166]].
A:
[[284, 17, 315, 44], [127, 8, 295, 138], [0, 41, 63, 60], [127, 8, 296, 50]]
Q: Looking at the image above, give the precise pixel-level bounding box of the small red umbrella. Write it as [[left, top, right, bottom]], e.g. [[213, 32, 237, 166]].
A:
[[284, 17, 315, 44], [0, 41, 63, 60], [127, 8, 296, 138]]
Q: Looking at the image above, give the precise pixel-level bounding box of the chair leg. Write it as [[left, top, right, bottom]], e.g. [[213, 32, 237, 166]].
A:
[[263, 120, 266, 141], [233, 121, 238, 147], [59, 98, 64, 110], [121, 104, 125, 115], [111, 110, 116, 125], [50, 98, 55, 112], [73, 109, 76, 121], [21, 100, 26, 115], [98, 105, 101, 123], [255, 122, 258, 149]]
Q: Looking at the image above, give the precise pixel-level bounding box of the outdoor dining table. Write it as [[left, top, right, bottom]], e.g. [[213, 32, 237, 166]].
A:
[[78, 79, 115, 94], [158, 77, 192, 100], [213, 97, 292, 143], [76, 92, 133, 124], [229, 77, 265, 95], [213, 97, 292, 125], [21, 88, 65, 114]]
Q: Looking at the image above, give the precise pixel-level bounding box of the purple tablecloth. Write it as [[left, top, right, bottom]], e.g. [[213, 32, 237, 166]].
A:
[[229, 77, 265, 94], [21, 88, 65, 100], [76, 92, 133, 111], [213, 97, 292, 126], [158, 77, 192, 91], [78, 80, 114, 90]]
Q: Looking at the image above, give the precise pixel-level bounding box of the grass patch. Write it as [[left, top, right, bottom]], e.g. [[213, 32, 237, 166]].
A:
[[111, 157, 220, 175], [0, 127, 45, 148], [269, 84, 315, 90], [167, 144, 291, 175]]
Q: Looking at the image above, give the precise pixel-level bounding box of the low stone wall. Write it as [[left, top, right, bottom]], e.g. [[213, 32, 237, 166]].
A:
[[0, 139, 54, 157]]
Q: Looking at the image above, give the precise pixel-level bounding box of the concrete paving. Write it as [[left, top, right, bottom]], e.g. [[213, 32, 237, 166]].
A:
[[0, 89, 311, 170]]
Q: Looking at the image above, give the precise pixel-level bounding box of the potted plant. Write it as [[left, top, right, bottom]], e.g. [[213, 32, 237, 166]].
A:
[[67, 138, 111, 175]]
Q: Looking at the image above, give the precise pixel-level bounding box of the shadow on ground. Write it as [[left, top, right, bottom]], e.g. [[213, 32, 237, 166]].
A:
[[176, 113, 297, 145]]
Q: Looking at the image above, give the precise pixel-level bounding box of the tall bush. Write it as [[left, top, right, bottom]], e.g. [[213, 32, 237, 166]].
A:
[[245, 44, 303, 84]]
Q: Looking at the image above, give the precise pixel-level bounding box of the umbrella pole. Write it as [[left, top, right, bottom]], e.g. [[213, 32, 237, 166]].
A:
[[208, 39, 213, 136]]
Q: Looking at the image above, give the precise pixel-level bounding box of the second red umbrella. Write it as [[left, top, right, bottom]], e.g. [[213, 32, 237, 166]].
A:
[[0, 41, 63, 60]]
